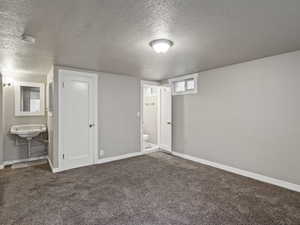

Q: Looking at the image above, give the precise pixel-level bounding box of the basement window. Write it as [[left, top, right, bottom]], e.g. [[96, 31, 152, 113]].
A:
[[169, 73, 198, 95], [174, 81, 185, 93]]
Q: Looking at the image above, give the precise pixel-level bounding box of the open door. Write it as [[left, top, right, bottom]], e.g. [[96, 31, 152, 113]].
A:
[[160, 86, 172, 152]]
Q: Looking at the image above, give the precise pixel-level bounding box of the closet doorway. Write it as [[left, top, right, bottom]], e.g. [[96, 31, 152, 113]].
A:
[[58, 69, 98, 171]]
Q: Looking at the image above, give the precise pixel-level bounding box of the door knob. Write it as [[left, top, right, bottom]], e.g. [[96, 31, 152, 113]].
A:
[[89, 124, 95, 128], [167, 122, 171, 125]]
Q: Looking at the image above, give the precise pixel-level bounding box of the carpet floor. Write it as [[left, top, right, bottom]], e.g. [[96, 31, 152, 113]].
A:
[[0, 152, 299, 225]]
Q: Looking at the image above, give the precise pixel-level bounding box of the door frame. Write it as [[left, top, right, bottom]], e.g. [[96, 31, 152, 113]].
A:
[[58, 68, 98, 170], [140, 80, 172, 153]]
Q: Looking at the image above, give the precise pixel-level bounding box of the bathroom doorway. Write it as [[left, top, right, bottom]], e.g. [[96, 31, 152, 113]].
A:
[[141, 81, 172, 153]]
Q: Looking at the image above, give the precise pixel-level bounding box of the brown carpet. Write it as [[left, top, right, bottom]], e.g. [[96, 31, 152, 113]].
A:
[[0, 152, 299, 225]]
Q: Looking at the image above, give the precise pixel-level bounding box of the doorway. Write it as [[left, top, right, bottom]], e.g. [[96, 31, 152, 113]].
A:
[[141, 81, 172, 153]]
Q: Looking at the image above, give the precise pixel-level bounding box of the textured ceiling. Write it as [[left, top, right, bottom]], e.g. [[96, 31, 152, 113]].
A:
[[1, 0, 300, 80]]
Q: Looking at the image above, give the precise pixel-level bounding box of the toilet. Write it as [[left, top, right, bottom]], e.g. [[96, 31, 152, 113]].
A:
[[143, 134, 151, 149], [143, 134, 149, 142]]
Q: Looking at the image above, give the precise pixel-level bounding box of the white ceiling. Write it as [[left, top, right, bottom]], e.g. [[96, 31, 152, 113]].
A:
[[1, 0, 300, 80]]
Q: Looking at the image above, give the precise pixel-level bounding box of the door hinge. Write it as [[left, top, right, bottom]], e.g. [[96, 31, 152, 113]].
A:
[[62, 154, 65, 159], [62, 82, 65, 88]]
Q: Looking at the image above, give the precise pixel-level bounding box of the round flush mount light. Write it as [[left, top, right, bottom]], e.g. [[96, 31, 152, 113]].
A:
[[149, 39, 174, 53]]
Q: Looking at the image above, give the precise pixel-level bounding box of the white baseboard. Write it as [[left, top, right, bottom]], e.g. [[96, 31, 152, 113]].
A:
[[142, 146, 160, 153], [47, 157, 60, 173], [3, 156, 47, 166], [172, 152, 300, 193], [159, 144, 171, 152], [48, 151, 155, 173], [95, 151, 145, 165], [159, 146, 172, 153]]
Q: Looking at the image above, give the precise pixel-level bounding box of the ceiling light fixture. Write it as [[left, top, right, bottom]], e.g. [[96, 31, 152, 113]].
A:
[[149, 39, 173, 54]]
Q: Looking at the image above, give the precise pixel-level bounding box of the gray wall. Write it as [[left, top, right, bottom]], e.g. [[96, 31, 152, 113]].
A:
[[3, 74, 47, 162], [0, 74, 3, 165], [173, 51, 300, 185], [98, 72, 140, 158]]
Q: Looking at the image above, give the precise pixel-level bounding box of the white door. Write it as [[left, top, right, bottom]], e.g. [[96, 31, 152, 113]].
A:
[[60, 70, 96, 170], [160, 86, 172, 151]]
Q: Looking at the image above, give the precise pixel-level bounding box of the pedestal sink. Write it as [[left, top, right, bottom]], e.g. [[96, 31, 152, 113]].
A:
[[10, 124, 47, 158]]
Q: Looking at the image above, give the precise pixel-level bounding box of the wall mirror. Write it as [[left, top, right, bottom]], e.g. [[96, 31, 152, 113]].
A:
[[15, 82, 45, 116]]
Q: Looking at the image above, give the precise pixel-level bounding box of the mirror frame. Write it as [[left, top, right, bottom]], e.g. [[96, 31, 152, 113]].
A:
[[15, 81, 45, 116]]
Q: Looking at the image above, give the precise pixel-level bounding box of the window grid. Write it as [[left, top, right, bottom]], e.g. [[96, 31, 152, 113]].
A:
[[169, 74, 198, 96]]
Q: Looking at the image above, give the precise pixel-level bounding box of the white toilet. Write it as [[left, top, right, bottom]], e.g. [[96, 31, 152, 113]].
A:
[[143, 134, 151, 149], [143, 134, 149, 142]]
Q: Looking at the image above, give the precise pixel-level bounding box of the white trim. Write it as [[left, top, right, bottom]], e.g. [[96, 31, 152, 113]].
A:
[[58, 68, 98, 171], [50, 150, 160, 173], [47, 157, 60, 173], [140, 81, 143, 153], [141, 80, 160, 86], [95, 151, 145, 165], [159, 145, 172, 152], [0, 164, 4, 169], [140, 81, 144, 152], [47, 157, 64, 173], [157, 87, 161, 148], [168, 73, 198, 96], [143, 145, 160, 153], [3, 156, 47, 166], [159, 85, 172, 152], [168, 73, 199, 83], [172, 152, 300, 192], [58, 70, 62, 168], [14, 81, 45, 116], [92, 74, 99, 163], [48, 157, 93, 173]]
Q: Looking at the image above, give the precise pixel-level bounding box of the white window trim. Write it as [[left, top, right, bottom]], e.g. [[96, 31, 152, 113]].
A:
[[168, 73, 198, 95], [15, 81, 45, 116]]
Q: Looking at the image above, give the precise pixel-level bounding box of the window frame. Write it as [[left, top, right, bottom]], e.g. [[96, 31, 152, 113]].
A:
[[15, 81, 45, 116], [174, 80, 186, 93], [168, 73, 198, 96]]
